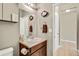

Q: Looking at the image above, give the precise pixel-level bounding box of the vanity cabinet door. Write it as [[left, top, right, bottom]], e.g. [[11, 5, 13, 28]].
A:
[[31, 46, 47, 56], [11, 3, 19, 22], [3, 3, 18, 22], [0, 3, 2, 20], [3, 3, 12, 21], [31, 49, 40, 56], [39, 46, 47, 56]]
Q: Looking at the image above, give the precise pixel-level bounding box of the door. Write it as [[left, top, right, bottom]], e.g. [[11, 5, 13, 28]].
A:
[[3, 3, 12, 21], [11, 3, 19, 22], [39, 46, 47, 56], [31, 49, 40, 56], [3, 3, 18, 21], [0, 3, 2, 20]]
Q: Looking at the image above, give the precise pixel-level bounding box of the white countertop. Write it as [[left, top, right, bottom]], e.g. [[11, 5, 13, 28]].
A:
[[19, 38, 47, 48]]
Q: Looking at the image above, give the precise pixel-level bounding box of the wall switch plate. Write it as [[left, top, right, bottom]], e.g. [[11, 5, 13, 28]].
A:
[[49, 28, 52, 33]]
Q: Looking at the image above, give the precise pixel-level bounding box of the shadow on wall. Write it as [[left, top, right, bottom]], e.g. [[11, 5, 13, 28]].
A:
[[0, 21, 19, 56]]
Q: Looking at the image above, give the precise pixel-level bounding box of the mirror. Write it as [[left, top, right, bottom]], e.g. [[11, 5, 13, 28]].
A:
[[19, 3, 36, 40], [20, 6, 36, 39], [20, 9, 30, 39], [20, 9, 34, 40]]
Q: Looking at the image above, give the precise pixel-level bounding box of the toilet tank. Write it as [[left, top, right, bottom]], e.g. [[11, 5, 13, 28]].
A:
[[0, 47, 13, 56]]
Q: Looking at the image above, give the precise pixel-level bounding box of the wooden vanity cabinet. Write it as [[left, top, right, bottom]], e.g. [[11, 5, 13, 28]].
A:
[[31, 46, 46, 56], [19, 40, 47, 56], [19, 43, 30, 56]]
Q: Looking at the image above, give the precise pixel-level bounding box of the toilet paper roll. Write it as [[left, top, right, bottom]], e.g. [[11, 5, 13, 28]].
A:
[[21, 48, 28, 55]]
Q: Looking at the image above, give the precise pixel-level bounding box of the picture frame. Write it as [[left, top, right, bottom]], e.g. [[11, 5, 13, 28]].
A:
[[41, 10, 49, 17]]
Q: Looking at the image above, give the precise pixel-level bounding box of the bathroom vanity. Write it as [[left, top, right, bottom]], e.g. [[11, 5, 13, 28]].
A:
[[19, 4, 47, 56], [19, 39, 47, 56]]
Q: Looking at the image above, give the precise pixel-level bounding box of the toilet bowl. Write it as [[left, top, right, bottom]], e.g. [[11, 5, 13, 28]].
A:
[[0, 47, 13, 56]]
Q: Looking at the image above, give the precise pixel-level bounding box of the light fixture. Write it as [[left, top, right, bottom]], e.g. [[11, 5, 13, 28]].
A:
[[65, 7, 77, 13], [65, 9, 71, 12], [24, 3, 39, 11], [27, 3, 34, 7], [27, 3, 31, 5], [23, 4, 34, 11], [29, 4, 34, 7]]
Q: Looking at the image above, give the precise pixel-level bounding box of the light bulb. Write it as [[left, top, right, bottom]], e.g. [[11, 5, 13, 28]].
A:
[[65, 9, 70, 12]]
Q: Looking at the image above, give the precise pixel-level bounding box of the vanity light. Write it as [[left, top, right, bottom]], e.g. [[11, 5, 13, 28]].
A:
[[27, 3, 34, 7], [29, 4, 34, 7], [23, 4, 34, 11], [24, 3, 38, 11], [27, 3, 31, 5], [65, 7, 77, 13], [65, 9, 71, 13]]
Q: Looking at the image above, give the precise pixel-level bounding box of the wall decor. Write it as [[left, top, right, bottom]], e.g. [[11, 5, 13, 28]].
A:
[[42, 23, 48, 33], [41, 10, 49, 17], [29, 15, 33, 21], [29, 25, 33, 32]]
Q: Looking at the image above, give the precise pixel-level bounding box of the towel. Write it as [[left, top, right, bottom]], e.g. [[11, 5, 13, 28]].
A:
[[21, 48, 28, 55]]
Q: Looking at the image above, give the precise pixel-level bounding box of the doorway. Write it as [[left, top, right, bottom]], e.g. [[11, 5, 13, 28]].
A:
[[53, 4, 60, 55], [53, 3, 78, 56]]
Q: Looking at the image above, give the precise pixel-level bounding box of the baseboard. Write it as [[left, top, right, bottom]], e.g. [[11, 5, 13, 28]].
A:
[[60, 39, 76, 44], [53, 45, 62, 56], [53, 45, 62, 52], [60, 39, 77, 51]]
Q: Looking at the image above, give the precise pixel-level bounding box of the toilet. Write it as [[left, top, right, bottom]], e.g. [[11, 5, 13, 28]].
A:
[[0, 47, 13, 56]]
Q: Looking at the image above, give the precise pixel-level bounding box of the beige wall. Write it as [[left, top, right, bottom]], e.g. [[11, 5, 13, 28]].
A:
[[0, 3, 19, 56], [0, 22, 19, 55], [60, 12, 77, 42], [59, 3, 79, 51], [59, 4, 77, 42], [36, 3, 53, 56]]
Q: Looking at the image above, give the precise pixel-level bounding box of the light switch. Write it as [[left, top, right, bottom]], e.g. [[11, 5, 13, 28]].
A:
[[49, 28, 52, 33]]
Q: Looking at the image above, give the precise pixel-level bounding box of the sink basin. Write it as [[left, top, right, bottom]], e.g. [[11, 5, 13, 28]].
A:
[[24, 37, 41, 46], [27, 38, 41, 43], [20, 37, 46, 48], [28, 38, 40, 41]]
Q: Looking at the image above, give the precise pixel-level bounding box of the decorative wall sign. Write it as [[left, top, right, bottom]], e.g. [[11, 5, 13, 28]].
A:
[[29, 25, 33, 32], [42, 23, 48, 33], [41, 10, 49, 17], [29, 15, 33, 21]]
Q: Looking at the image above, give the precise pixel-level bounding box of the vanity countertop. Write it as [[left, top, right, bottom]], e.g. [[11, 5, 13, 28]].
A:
[[19, 38, 47, 48]]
